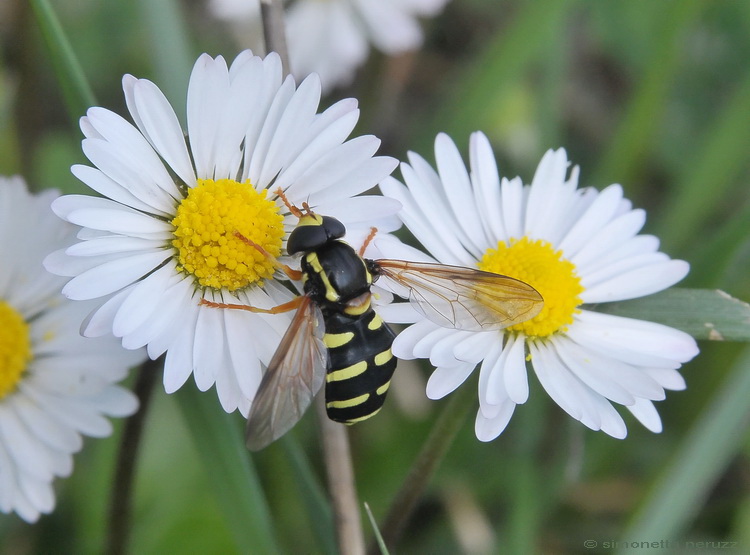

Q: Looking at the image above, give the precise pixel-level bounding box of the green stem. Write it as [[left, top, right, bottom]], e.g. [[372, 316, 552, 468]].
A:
[[106, 358, 161, 555], [260, 0, 290, 76], [371, 380, 475, 554]]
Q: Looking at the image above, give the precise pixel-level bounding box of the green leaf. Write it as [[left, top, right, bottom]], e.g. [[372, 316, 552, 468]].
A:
[[175, 385, 280, 554], [29, 0, 97, 124], [619, 345, 750, 547], [593, 288, 750, 342]]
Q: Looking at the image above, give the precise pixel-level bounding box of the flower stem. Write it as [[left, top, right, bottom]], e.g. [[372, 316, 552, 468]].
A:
[[106, 357, 161, 555], [316, 398, 366, 555], [370, 380, 475, 554], [260, 0, 290, 76]]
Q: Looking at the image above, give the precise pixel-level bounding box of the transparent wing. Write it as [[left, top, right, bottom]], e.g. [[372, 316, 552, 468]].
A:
[[246, 296, 327, 451], [373, 259, 544, 331]]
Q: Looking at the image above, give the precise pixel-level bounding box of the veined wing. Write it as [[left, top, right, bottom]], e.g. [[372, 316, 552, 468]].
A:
[[246, 296, 327, 451], [373, 259, 543, 332]]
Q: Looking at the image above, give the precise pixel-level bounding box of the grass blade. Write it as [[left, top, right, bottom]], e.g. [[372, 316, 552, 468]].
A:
[[591, 0, 704, 188], [364, 502, 390, 555], [176, 385, 279, 554], [619, 346, 750, 547], [29, 0, 97, 122], [654, 68, 750, 252], [280, 436, 337, 555]]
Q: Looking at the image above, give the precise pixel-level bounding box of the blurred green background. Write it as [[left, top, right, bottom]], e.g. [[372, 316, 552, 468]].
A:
[[1, 0, 749, 553]]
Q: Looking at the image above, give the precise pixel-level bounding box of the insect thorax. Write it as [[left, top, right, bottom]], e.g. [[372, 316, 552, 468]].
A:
[[301, 241, 373, 309]]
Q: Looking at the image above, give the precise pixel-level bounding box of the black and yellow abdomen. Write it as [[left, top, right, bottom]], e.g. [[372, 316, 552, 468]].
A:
[[299, 239, 397, 425], [323, 308, 397, 424]]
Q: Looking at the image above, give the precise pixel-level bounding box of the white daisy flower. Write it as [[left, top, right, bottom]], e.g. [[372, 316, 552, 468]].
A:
[[44, 51, 399, 415], [0, 176, 144, 523], [208, 0, 451, 92], [377, 132, 699, 441]]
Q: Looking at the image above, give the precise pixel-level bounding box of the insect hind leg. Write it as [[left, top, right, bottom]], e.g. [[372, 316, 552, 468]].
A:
[[200, 295, 304, 314]]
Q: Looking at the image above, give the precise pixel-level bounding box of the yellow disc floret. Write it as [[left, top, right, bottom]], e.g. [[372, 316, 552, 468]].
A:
[[171, 179, 285, 291], [0, 300, 32, 399], [479, 237, 583, 338]]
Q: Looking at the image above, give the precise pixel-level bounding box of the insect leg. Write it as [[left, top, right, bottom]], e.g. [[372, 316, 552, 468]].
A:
[[233, 231, 303, 281], [199, 295, 305, 314], [358, 226, 378, 257]]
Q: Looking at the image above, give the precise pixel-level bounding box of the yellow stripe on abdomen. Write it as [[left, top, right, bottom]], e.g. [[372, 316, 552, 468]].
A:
[[376, 382, 391, 396], [374, 349, 393, 366], [324, 331, 354, 349], [326, 361, 368, 382], [367, 313, 384, 330], [326, 393, 370, 410], [344, 408, 382, 425]]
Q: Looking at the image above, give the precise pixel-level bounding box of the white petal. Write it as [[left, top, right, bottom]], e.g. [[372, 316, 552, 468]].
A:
[[626, 398, 663, 433], [428, 329, 474, 367], [130, 78, 196, 186], [112, 263, 177, 337], [391, 319, 437, 359], [523, 149, 571, 241], [434, 133, 486, 256], [557, 184, 624, 258], [62, 250, 171, 300], [581, 259, 689, 302], [469, 131, 504, 244], [162, 307, 199, 393], [453, 330, 497, 365], [501, 333, 529, 404], [193, 305, 227, 392], [569, 310, 699, 367], [474, 400, 516, 442], [569, 209, 646, 269], [425, 363, 476, 399], [478, 339, 505, 408], [500, 177, 525, 240], [187, 54, 230, 179]]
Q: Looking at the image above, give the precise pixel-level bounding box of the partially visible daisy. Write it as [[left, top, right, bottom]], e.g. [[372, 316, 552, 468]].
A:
[[44, 50, 399, 415], [377, 132, 699, 441], [208, 0, 451, 92], [0, 176, 144, 523]]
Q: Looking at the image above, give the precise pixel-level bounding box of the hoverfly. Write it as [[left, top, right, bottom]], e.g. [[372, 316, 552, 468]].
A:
[[201, 189, 543, 450]]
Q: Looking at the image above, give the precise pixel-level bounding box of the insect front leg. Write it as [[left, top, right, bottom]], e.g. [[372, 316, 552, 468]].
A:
[[232, 230, 303, 281], [358, 226, 378, 257]]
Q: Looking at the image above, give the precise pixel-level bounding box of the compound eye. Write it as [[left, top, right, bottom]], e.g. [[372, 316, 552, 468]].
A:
[[321, 216, 345, 241], [287, 225, 328, 254]]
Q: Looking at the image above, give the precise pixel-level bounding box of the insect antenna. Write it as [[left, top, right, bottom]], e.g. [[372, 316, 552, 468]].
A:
[[274, 187, 303, 218]]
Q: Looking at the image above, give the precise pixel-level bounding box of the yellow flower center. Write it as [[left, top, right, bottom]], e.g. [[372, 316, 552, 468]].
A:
[[171, 179, 285, 291], [0, 300, 32, 399], [478, 237, 583, 338]]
